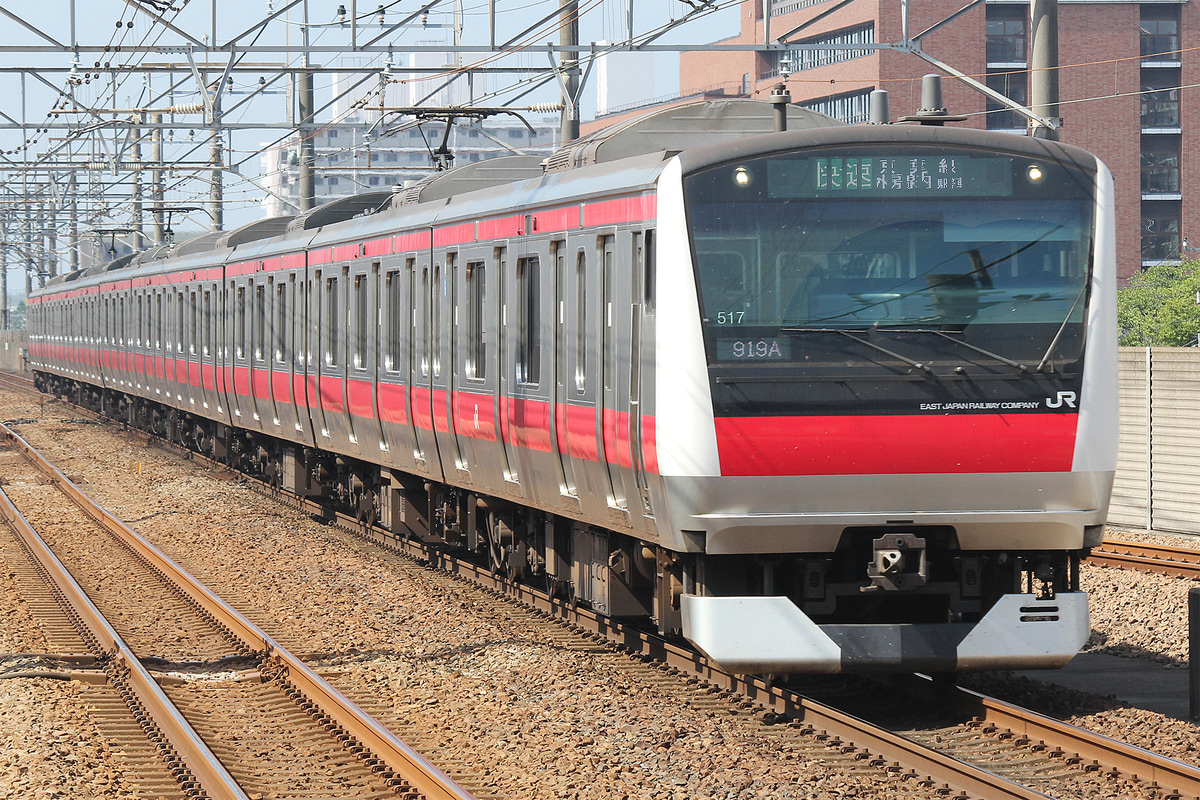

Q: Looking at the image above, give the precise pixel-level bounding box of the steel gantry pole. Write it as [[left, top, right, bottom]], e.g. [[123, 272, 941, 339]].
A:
[[1030, 0, 1061, 140], [559, 0, 580, 144]]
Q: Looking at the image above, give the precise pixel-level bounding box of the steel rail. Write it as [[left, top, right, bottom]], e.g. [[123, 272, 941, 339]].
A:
[[0, 433, 249, 800], [953, 682, 1200, 798], [1089, 539, 1200, 579], [0, 422, 476, 800], [366, 528, 1052, 800], [12, 381, 1190, 800]]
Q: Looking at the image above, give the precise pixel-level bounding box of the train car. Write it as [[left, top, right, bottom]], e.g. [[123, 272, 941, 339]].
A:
[[27, 98, 1117, 674]]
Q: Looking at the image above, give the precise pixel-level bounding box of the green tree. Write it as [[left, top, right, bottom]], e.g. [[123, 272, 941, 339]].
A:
[[1117, 260, 1200, 346]]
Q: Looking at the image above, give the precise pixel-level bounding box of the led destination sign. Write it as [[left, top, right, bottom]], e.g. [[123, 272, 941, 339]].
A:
[[769, 155, 1016, 199]]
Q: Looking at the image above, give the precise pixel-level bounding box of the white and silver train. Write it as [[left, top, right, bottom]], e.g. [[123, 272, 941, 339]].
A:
[[28, 100, 1117, 673]]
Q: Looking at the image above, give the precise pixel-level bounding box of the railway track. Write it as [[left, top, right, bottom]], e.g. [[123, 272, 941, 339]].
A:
[[6, 377, 1200, 799], [0, 420, 475, 800], [1089, 538, 1200, 579]]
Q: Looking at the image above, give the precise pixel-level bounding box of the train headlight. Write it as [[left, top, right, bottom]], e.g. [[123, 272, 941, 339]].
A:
[[1025, 163, 1045, 184], [733, 166, 752, 187]]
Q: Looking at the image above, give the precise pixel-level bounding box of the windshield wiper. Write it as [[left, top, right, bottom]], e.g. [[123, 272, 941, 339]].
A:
[[873, 327, 1029, 373], [1036, 286, 1087, 373], [781, 327, 932, 373]]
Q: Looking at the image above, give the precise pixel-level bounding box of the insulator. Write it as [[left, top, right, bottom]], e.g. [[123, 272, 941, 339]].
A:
[[525, 102, 564, 113]]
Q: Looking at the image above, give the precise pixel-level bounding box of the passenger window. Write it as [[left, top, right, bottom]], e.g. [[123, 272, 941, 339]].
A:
[[516, 256, 540, 385], [576, 251, 587, 392], [235, 285, 246, 360], [326, 275, 340, 367], [275, 282, 288, 364], [385, 270, 402, 373], [255, 284, 266, 362], [466, 260, 486, 380], [353, 273, 368, 370]]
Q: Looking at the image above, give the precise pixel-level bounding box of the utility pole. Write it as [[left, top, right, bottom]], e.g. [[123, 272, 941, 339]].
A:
[[1030, 0, 1061, 140], [0, 217, 7, 330], [44, 202, 57, 280], [210, 90, 224, 231], [151, 114, 164, 244], [559, 0, 580, 144], [131, 117, 145, 250], [298, 2, 316, 212], [68, 177, 78, 272]]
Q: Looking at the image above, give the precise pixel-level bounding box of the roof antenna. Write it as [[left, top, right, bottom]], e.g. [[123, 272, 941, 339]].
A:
[[769, 83, 791, 132], [898, 74, 967, 126], [868, 89, 890, 125]]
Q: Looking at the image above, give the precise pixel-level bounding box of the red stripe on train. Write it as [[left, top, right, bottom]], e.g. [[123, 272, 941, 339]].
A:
[[714, 413, 1078, 476]]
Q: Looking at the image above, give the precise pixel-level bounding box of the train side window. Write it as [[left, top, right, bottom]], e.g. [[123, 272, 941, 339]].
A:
[[157, 293, 163, 351], [326, 276, 339, 367], [234, 285, 246, 360], [177, 291, 185, 353], [189, 292, 198, 355], [432, 263, 442, 378], [576, 250, 587, 393], [516, 256, 540, 386], [353, 272, 368, 370], [420, 267, 429, 378], [295, 277, 307, 369], [275, 282, 288, 364], [466, 260, 485, 380], [254, 283, 266, 362], [202, 290, 212, 357], [385, 269, 401, 373]]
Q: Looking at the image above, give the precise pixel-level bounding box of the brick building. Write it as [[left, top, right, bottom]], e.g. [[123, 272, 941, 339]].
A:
[[595, 1, 1196, 280]]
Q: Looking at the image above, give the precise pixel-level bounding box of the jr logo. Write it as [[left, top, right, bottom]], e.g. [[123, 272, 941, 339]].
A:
[[1046, 391, 1078, 409]]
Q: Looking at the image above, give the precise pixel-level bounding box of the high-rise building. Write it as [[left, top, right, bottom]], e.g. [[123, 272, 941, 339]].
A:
[[591, 0, 1195, 279], [259, 113, 559, 218]]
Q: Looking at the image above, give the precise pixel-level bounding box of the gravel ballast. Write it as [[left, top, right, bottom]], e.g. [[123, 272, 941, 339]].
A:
[[1, 390, 1200, 798]]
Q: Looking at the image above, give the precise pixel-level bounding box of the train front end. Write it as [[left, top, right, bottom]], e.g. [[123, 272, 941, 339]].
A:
[[652, 125, 1116, 673]]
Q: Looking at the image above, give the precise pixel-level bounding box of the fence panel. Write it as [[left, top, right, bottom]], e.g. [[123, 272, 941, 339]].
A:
[[1112, 347, 1200, 534], [1110, 347, 1150, 528]]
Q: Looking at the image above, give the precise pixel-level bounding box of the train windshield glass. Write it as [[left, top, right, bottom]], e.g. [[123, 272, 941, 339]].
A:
[[683, 146, 1095, 365]]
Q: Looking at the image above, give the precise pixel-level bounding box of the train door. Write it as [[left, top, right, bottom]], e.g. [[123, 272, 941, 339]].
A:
[[267, 276, 288, 434], [551, 239, 578, 500], [251, 278, 276, 430], [560, 240, 607, 517], [435, 251, 466, 477], [185, 289, 198, 406], [503, 237, 551, 495], [599, 234, 626, 511], [375, 261, 407, 464], [496, 245, 520, 484], [291, 271, 315, 444], [409, 250, 440, 477], [629, 230, 653, 517], [308, 269, 331, 442], [344, 262, 376, 456], [236, 277, 260, 426], [204, 283, 223, 418]]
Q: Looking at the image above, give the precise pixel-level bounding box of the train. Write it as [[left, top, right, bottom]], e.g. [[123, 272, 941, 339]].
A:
[[27, 98, 1117, 674]]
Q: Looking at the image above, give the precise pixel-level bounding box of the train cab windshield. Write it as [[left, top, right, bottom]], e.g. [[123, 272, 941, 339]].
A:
[[683, 146, 1096, 370]]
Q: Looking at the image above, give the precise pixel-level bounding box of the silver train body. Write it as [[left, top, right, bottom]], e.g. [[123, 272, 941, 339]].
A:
[[28, 101, 1117, 674]]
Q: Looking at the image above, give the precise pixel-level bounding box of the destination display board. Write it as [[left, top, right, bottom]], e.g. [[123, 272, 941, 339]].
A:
[[769, 155, 1016, 198]]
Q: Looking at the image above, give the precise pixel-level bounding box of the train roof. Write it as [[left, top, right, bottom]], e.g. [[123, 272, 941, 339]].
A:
[[393, 154, 547, 206], [286, 192, 395, 232], [50, 101, 1096, 299], [544, 99, 842, 173], [674, 122, 1103, 176]]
